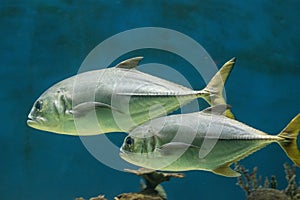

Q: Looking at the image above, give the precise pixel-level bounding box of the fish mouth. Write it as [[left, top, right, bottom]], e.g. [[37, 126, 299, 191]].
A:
[[119, 149, 129, 161], [27, 115, 45, 128], [119, 149, 140, 166], [119, 148, 127, 156], [27, 117, 38, 128], [120, 148, 137, 159]]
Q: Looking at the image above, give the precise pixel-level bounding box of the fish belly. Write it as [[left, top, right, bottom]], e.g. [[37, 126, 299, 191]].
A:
[[158, 139, 273, 172]]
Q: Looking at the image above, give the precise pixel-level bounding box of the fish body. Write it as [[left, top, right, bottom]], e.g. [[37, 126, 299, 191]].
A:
[[120, 105, 300, 177], [27, 57, 235, 135]]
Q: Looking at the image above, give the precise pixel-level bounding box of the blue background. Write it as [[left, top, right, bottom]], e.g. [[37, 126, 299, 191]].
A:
[[1, 1, 299, 199]]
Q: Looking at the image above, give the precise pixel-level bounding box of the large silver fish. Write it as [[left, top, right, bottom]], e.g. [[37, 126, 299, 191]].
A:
[[120, 105, 300, 177], [27, 57, 235, 135]]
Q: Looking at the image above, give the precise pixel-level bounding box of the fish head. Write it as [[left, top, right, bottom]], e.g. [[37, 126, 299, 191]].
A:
[[27, 86, 74, 134], [120, 134, 156, 154], [120, 127, 165, 169]]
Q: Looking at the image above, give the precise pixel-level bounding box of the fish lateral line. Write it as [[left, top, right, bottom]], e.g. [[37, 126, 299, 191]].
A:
[[115, 90, 206, 97]]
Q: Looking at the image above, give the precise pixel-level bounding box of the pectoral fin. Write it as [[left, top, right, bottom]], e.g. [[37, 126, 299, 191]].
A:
[[212, 164, 240, 177], [156, 142, 199, 156], [69, 102, 122, 117]]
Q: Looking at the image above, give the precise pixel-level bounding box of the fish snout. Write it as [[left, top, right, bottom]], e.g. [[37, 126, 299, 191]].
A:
[[27, 113, 38, 127], [27, 119, 37, 128], [27, 113, 45, 128], [119, 149, 130, 161]]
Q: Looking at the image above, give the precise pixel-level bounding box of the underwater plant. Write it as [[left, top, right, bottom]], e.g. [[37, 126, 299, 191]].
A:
[[235, 163, 300, 200]]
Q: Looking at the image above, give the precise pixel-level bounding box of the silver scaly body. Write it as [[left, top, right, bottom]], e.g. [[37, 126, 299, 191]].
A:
[[120, 106, 300, 177], [27, 57, 236, 135]]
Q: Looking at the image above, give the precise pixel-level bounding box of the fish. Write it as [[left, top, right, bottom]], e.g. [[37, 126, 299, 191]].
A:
[[27, 57, 236, 135], [120, 105, 300, 177]]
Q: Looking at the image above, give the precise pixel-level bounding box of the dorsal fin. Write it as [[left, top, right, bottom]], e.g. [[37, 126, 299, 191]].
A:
[[202, 104, 231, 116], [115, 57, 143, 69]]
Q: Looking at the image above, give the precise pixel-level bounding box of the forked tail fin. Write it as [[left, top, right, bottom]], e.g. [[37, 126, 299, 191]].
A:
[[201, 58, 236, 119], [278, 114, 300, 166]]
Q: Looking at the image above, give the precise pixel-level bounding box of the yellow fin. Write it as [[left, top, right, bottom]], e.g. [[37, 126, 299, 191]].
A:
[[212, 164, 240, 177], [224, 109, 235, 119], [202, 58, 236, 119], [278, 114, 300, 166], [202, 104, 235, 119]]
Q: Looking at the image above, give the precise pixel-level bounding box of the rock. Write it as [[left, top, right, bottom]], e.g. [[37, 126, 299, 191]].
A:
[[247, 188, 289, 200], [115, 193, 164, 200]]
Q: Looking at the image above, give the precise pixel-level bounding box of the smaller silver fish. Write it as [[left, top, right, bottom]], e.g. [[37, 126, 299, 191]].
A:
[[120, 105, 300, 177], [27, 57, 235, 135]]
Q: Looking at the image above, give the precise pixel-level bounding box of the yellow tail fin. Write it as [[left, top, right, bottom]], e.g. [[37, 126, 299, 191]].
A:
[[278, 114, 300, 166], [202, 58, 236, 119]]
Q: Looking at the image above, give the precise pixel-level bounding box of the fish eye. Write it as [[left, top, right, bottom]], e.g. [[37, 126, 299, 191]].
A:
[[35, 100, 43, 111], [125, 137, 134, 146]]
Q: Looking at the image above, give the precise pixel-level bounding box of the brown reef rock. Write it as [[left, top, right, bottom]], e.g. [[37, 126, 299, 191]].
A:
[[76, 169, 184, 200]]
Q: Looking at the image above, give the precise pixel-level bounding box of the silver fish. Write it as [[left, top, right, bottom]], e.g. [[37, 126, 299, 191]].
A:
[[120, 105, 300, 177], [27, 57, 235, 135]]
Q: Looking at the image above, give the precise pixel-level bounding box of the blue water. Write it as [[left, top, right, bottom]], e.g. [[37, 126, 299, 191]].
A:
[[1, 1, 299, 199]]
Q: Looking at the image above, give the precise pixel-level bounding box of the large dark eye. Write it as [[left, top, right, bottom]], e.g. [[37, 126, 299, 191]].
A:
[[125, 137, 134, 146], [35, 100, 43, 111]]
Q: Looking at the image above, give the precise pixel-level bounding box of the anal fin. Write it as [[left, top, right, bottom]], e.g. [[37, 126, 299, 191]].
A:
[[212, 164, 240, 177]]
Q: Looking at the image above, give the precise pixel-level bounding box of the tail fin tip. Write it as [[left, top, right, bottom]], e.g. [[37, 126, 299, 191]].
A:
[[278, 114, 300, 167], [229, 57, 237, 63]]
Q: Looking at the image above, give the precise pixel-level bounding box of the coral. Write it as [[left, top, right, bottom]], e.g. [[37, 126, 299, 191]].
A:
[[75, 195, 107, 200], [284, 163, 300, 200], [235, 163, 300, 200], [75, 169, 184, 200]]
